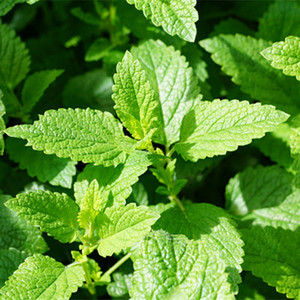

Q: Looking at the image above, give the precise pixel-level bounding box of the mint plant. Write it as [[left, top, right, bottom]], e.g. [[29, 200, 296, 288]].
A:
[[0, 0, 299, 299]]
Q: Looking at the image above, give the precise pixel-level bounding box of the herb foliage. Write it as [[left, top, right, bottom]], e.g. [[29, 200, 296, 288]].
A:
[[0, 0, 299, 299]]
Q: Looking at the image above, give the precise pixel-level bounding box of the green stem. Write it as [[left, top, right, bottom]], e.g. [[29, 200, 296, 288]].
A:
[[166, 147, 175, 158], [101, 252, 132, 279], [82, 260, 96, 295]]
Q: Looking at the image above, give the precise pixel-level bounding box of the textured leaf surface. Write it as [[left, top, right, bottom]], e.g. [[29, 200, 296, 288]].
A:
[[126, 0, 198, 42], [74, 151, 151, 208], [154, 203, 244, 293], [5, 108, 136, 167], [130, 230, 234, 299], [21, 69, 63, 113], [0, 21, 30, 114], [262, 36, 300, 81], [257, 0, 300, 42], [6, 191, 79, 243], [242, 227, 300, 299], [6, 138, 76, 188], [226, 165, 294, 215], [131, 40, 200, 145], [97, 203, 160, 257], [107, 272, 133, 298], [0, 248, 27, 287], [0, 254, 85, 300], [113, 51, 161, 140], [226, 165, 300, 230], [175, 100, 288, 161], [200, 35, 300, 114], [244, 192, 300, 230], [0, 195, 47, 254], [62, 69, 113, 113]]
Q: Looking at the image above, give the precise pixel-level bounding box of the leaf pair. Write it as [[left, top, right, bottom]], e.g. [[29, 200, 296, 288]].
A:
[[113, 39, 200, 146], [5, 174, 160, 257]]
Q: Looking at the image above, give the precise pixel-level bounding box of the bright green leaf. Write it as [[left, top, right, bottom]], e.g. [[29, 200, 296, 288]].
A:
[[74, 150, 152, 207], [130, 230, 234, 299], [257, 0, 300, 42], [226, 165, 300, 230], [200, 34, 300, 115], [175, 100, 288, 161], [97, 203, 160, 257], [242, 227, 300, 299], [154, 203, 244, 293], [243, 192, 300, 230], [0, 254, 85, 300], [21, 69, 64, 113], [5, 191, 79, 243], [5, 108, 137, 167], [226, 165, 294, 215], [107, 272, 133, 298], [131, 40, 201, 145], [6, 138, 76, 188], [126, 0, 198, 42], [0, 248, 28, 287], [261, 36, 300, 81], [0, 194, 47, 254], [112, 51, 162, 141]]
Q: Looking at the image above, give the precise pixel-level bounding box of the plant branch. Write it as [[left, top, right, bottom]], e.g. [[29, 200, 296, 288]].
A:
[[101, 252, 132, 279]]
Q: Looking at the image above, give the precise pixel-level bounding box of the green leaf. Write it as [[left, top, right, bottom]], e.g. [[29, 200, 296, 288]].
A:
[[112, 51, 162, 141], [85, 38, 114, 62], [97, 203, 160, 257], [0, 93, 6, 155], [0, 0, 26, 16], [6, 138, 76, 188], [242, 227, 300, 299], [5, 108, 137, 167], [5, 191, 79, 243], [261, 36, 300, 81], [252, 123, 293, 170], [74, 150, 151, 207], [70, 7, 100, 26], [175, 100, 288, 162], [21, 69, 64, 113], [0, 248, 28, 287], [0, 194, 47, 254], [226, 165, 294, 215], [63, 69, 114, 113], [211, 18, 254, 37], [130, 230, 234, 299], [107, 272, 133, 298], [154, 203, 244, 293], [226, 165, 300, 230], [0, 254, 85, 300], [0, 20, 30, 115], [128, 182, 149, 206], [126, 0, 198, 42], [243, 192, 300, 230], [200, 34, 300, 115], [257, 0, 300, 42], [131, 40, 201, 145]]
